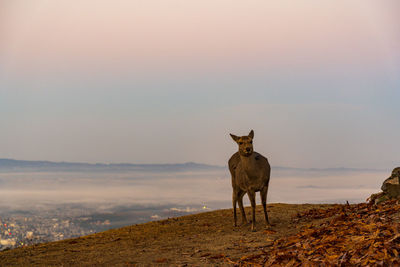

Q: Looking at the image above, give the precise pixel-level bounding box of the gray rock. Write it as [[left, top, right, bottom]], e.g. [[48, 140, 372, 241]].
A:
[[381, 167, 400, 198], [369, 167, 400, 204]]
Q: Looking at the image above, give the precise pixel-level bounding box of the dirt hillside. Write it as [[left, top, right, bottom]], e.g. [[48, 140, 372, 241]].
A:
[[0, 203, 334, 266], [2, 201, 399, 266]]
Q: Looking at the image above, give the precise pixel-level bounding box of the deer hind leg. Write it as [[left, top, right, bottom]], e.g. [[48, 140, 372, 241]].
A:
[[261, 187, 271, 226], [238, 191, 247, 225], [247, 190, 257, 231]]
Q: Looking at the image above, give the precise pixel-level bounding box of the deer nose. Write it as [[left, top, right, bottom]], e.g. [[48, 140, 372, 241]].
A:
[[246, 147, 251, 152]]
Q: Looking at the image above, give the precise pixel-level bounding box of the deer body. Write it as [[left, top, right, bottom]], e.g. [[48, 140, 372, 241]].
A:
[[229, 130, 271, 231], [233, 152, 270, 191]]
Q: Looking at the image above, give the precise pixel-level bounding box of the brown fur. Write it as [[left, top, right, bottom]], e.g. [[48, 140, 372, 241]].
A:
[[229, 130, 271, 231]]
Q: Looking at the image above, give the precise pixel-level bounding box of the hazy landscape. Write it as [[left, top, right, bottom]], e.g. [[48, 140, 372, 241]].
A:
[[0, 159, 388, 250], [0, 159, 387, 209]]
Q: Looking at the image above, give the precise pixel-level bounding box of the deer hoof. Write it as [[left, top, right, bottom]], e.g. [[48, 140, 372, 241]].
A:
[[266, 222, 275, 227]]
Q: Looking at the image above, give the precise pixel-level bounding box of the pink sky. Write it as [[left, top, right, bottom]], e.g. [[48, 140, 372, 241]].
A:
[[1, 1, 399, 75]]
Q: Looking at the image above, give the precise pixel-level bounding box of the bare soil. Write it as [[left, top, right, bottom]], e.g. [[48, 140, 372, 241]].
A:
[[0, 203, 335, 266]]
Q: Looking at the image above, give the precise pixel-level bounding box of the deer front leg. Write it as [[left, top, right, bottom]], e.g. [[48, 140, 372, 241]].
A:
[[238, 191, 247, 225], [247, 190, 256, 231]]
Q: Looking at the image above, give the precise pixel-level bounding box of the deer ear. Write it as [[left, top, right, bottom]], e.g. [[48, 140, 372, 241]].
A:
[[230, 134, 239, 142], [248, 130, 254, 139]]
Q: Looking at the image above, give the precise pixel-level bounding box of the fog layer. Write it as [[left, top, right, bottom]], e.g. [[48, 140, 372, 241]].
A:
[[0, 169, 385, 212]]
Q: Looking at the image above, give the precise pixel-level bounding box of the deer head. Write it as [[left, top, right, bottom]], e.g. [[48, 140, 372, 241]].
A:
[[230, 130, 254, 157]]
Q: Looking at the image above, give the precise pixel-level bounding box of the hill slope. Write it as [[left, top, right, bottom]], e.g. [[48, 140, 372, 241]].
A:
[[1, 201, 399, 266], [0, 203, 332, 266]]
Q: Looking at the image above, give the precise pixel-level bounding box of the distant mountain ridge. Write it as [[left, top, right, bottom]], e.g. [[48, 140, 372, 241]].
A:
[[0, 158, 224, 172], [0, 158, 385, 173]]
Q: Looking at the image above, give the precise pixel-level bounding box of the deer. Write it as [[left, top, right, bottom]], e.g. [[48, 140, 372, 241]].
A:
[[228, 130, 271, 231]]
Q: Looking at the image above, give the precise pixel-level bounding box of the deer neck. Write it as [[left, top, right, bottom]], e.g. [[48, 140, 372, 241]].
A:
[[240, 153, 257, 175]]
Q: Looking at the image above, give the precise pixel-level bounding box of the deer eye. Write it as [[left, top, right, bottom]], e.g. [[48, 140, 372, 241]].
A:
[[250, 140, 253, 144], [239, 142, 243, 145]]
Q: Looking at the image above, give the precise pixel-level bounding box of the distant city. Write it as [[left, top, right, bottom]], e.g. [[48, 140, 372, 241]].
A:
[[0, 203, 211, 251]]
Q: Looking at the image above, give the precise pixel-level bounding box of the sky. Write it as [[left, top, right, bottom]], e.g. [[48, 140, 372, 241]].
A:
[[0, 0, 399, 169]]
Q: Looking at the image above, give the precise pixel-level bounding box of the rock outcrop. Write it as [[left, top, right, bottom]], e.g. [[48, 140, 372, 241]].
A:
[[369, 167, 400, 204]]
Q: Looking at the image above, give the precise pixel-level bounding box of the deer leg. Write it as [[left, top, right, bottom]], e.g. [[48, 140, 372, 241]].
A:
[[232, 191, 238, 227], [261, 187, 271, 226], [248, 190, 256, 231], [238, 191, 247, 225]]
